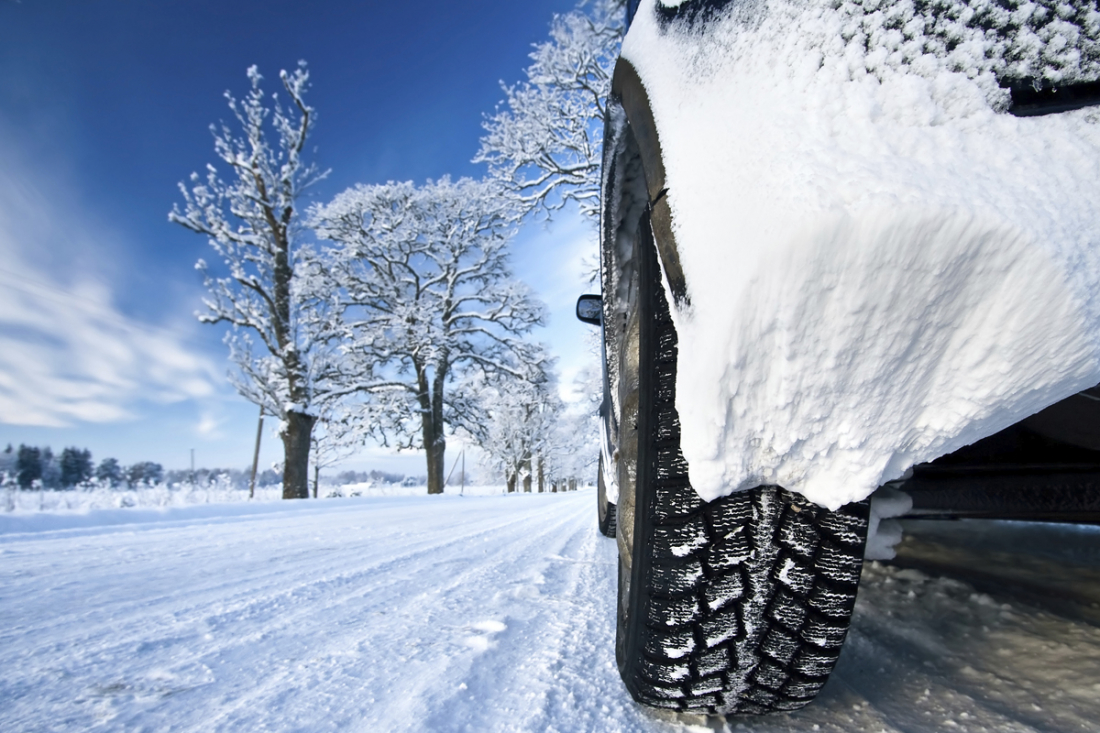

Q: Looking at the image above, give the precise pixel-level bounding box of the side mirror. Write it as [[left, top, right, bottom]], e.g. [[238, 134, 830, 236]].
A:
[[576, 294, 602, 326]]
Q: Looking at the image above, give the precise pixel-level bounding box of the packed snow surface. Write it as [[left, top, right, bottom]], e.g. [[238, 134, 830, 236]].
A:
[[622, 0, 1100, 509], [3, 492, 1100, 731]]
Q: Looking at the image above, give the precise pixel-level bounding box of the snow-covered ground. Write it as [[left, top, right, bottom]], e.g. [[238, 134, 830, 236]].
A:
[[2, 491, 1099, 732]]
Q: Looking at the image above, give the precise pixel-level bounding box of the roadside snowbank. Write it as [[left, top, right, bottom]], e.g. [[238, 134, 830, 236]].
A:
[[0, 495, 366, 537], [624, 0, 1100, 509], [0, 484, 530, 536], [2, 483, 284, 514]]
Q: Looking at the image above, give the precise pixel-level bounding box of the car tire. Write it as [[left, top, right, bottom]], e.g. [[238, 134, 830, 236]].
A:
[[598, 456, 618, 537], [613, 209, 870, 715]]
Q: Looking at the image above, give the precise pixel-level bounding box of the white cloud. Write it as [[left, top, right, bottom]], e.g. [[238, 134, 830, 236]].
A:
[[0, 147, 220, 428]]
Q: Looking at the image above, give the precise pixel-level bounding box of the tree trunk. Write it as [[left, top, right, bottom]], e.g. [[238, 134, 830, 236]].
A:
[[412, 360, 449, 496], [537, 455, 544, 493], [282, 410, 315, 500], [425, 436, 446, 495], [421, 362, 449, 495], [312, 463, 319, 499], [507, 471, 516, 493], [420, 392, 447, 495]]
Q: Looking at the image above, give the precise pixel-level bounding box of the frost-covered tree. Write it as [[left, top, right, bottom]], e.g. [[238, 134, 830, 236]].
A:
[[468, 370, 561, 493], [308, 408, 360, 499], [96, 457, 123, 488], [59, 447, 93, 488], [478, 347, 603, 492], [475, 0, 624, 220], [0, 444, 14, 485], [170, 62, 333, 500], [126, 461, 164, 488], [549, 364, 602, 486], [40, 448, 61, 490], [311, 177, 548, 495], [478, 362, 601, 492], [16, 445, 40, 490]]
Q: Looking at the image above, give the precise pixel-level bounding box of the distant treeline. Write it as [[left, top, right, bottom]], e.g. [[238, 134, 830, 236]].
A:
[[1, 444, 421, 490], [0, 444, 142, 490], [0, 444, 278, 491], [333, 469, 425, 486]]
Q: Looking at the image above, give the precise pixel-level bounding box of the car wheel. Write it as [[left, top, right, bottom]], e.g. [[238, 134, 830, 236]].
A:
[[598, 456, 618, 537], [613, 208, 870, 714]]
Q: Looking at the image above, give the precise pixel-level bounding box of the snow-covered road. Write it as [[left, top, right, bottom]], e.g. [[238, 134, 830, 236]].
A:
[[2, 491, 1099, 732]]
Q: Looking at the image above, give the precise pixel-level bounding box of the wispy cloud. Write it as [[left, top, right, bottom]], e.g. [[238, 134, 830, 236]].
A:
[[0, 146, 220, 427], [196, 409, 227, 438]]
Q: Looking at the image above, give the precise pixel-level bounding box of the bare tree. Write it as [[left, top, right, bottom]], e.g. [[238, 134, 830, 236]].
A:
[[170, 62, 331, 500], [311, 177, 548, 495], [475, 0, 624, 220]]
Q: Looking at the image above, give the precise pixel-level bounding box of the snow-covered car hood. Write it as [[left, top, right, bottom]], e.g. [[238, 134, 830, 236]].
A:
[[622, 0, 1100, 509]]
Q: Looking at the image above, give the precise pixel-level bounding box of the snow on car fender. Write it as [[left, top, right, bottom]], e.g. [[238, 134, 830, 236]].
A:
[[619, 0, 1100, 511]]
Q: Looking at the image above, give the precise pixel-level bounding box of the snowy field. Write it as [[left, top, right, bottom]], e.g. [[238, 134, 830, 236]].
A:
[[2, 491, 1100, 732], [0, 482, 506, 517]]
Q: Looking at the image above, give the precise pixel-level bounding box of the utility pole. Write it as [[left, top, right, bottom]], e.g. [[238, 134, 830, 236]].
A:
[[444, 448, 465, 494], [249, 406, 264, 500]]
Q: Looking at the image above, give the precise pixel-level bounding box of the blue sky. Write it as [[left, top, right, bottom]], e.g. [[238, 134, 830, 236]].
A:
[[0, 0, 603, 475]]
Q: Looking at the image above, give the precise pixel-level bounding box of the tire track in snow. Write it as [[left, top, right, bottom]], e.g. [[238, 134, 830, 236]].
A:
[[1, 495, 555, 665], [0, 494, 587, 732], [403, 505, 600, 732], [187, 493, 597, 732]]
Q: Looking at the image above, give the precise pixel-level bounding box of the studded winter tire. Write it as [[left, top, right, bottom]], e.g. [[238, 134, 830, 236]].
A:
[[612, 210, 870, 715]]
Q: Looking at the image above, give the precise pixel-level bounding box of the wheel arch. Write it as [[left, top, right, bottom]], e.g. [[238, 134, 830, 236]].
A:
[[609, 57, 687, 305]]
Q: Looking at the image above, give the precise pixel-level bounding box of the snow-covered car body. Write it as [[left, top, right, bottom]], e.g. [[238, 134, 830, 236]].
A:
[[587, 0, 1100, 714], [604, 0, 1100, 513]]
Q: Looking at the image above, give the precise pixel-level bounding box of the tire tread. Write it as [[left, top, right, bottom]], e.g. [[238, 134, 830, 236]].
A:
[[619, 215, 870, 714]]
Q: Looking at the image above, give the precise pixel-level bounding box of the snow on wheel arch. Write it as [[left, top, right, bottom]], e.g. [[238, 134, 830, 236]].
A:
[[621, 0, 1100, 510]]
